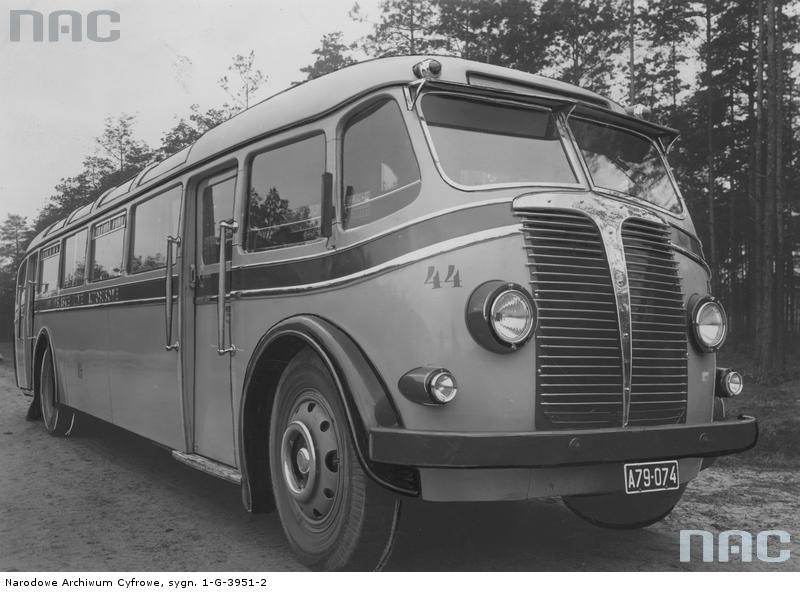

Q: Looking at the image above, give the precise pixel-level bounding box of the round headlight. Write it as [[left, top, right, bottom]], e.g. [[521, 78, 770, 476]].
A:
[[691, 296, 728, 352], [466, 281, 536, 352], [490, 289, 535, 345]]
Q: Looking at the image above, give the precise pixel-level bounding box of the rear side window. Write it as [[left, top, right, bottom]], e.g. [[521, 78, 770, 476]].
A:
[[90, 213, 126, 281], [62, 230, 88, 288], [342, 100, 420, 229], [130, 186, 183, 273], [37, 243, 60, 297], [246, 134, 325, 251]]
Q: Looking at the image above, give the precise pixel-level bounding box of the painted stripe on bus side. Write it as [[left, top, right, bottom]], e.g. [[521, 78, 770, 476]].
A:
[[219, 201, 514, 297], [33, 202, 515, 312]]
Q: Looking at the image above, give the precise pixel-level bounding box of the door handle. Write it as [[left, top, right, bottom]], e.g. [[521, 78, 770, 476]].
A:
[[217, 220, 239, 355], [165, 235, 181, 351]]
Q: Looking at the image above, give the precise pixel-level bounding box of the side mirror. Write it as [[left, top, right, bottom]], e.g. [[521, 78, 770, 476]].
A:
[[321, 172, 334, 239]]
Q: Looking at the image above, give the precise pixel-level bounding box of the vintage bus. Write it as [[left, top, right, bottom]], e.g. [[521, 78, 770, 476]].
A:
[[14, 56, 757, 570]]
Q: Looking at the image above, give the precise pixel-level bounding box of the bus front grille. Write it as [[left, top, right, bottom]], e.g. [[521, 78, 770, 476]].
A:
[[621, 218, 688, 426], [519, 210, 624, 429], [518, 209, 688, 430]]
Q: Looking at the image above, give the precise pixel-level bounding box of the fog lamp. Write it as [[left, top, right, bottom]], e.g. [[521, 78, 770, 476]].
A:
[[689, 295, 728, 352], [717, 368, 744, 397], [427, 371, 458, 404]]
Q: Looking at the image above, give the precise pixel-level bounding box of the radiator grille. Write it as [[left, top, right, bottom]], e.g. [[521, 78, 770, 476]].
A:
[[621, 219, 688, 426], [520, 209, 688, 430], [519, 210, 623, 429]]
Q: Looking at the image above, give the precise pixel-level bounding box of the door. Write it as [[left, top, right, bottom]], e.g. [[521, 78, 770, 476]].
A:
[[192, 169, 238, 465], [13, 258, 30, 389]]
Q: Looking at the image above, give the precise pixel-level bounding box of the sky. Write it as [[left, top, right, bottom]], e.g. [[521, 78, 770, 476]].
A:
[[0, 0, 381, 224]]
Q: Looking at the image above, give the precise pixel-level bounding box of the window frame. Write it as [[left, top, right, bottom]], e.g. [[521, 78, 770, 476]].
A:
[[88, 210, 127, 283], [339, 96, 422, 230], [565, 115, 687, 218], [197, 168, 239, 269], [128, 183, 184, 275], [60, 228, 89, 290], [243, 130, 328, 253], [416, 90, 584, 193], [36, 241, 61, 298]]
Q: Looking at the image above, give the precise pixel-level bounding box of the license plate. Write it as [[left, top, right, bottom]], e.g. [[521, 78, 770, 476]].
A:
[[624, 460, 680, 494]]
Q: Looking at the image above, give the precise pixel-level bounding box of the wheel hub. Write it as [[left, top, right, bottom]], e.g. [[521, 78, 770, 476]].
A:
[[279, 394, 341, 523]]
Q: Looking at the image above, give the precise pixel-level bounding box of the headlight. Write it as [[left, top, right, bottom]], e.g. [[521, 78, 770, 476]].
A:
[[689, 295, 728, 352], [466, 281, 536, 352], [490, 289, 535, 344]]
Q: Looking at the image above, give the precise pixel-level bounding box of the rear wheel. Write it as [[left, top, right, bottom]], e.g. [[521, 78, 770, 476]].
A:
[[38, 347, 75, 437], [269, 348, 399, 571], [563, 486, 685, 529]]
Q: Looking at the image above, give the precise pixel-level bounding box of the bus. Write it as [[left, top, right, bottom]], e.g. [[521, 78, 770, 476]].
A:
[[13, 56, 757, 570]]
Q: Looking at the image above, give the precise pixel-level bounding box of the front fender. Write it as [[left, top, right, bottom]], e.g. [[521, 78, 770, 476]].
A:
[[238, 315, 417, 512]]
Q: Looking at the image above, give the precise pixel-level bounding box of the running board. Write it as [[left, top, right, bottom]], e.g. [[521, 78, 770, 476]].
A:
[[171, 451, 242, 485]]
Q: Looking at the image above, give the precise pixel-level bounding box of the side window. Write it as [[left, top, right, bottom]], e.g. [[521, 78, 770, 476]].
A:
[[130, 186, 183, 273], [342, 99, 420, 229], [90, 213, 126, 281], [37, 243, 60, 297], [200, 175, 236, 265], [62, 230, 88, 288], [246, 134, 325, 251]]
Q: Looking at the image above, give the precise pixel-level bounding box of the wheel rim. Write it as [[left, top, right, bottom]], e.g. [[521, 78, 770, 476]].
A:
[[40, 351, 56, 431], [279, 391, 342, 525]]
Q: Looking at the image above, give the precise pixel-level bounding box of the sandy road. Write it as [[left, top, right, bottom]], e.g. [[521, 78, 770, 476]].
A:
[[1, 351, 797, 572]]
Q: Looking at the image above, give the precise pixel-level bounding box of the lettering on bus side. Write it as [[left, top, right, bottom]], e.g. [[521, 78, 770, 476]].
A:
[[88, 287, 119, 304]]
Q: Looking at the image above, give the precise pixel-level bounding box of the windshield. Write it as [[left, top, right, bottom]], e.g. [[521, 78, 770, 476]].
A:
[[569, 118, 683, 214], [421, 94, 577, 187]]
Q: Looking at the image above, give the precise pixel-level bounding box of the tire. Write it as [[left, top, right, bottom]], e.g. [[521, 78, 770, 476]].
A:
[[563, 486, 686, 529], [38, 346, 76, 437], [269, 348, 399, 571]]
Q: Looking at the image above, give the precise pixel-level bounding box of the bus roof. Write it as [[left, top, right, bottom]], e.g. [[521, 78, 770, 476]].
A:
[[27, 55, 627, 252]]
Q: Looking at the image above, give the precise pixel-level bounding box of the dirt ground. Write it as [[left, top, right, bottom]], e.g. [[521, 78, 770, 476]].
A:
[[1, 344, 798, 572]]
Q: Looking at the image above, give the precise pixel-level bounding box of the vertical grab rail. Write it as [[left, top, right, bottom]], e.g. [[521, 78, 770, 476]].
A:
[[217, 220, 239, 355], [165, 235, 181, 351]]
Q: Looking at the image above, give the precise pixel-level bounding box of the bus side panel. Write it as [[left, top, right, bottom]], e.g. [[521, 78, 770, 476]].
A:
[[677, 253, 716, 425], [106, 303, 185, 450], [38, 309, 113, 421], [229, 233, 535, 437]]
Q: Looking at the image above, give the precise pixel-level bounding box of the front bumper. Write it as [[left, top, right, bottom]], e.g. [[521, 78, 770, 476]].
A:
[[369, 415, 757, 468]]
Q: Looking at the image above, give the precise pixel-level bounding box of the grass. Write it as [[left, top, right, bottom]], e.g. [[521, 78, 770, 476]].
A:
[[717, 350, 800, 469]]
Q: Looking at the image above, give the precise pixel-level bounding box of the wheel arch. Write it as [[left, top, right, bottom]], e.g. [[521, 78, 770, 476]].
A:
[[238, 314, 418, 513], [32, 328, 54, 402]]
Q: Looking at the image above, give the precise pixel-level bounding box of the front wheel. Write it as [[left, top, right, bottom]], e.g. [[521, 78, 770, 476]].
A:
[[269, 348, 399, 570], [38, 347, 76, 436], [563, 486, 686, 529]]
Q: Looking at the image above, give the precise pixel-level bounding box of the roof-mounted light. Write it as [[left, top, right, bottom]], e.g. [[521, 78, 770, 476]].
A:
[[412, 59, 442, 80]]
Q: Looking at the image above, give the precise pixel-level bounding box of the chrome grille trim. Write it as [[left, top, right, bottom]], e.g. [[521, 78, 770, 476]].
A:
[[621, 218, 688, 426], [518, 210, 624, 429], [519, 208, 688, 430]]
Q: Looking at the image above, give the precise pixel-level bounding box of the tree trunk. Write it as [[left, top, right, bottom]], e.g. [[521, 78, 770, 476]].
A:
[[629, 0, 635, 104], [757, 0, 778, 376], [705, 1, 718, 294]]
